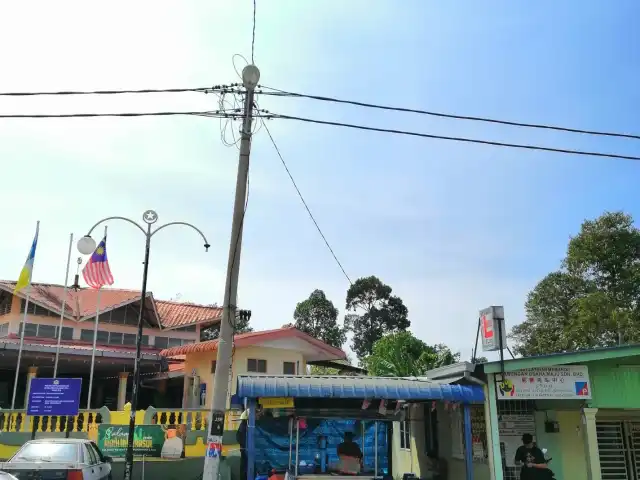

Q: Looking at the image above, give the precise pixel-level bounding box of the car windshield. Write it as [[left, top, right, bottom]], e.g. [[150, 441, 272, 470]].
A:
[[12, 443, 77, 463]]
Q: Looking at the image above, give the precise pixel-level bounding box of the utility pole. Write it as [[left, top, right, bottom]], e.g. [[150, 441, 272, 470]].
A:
[[203, 64, 260, 480]]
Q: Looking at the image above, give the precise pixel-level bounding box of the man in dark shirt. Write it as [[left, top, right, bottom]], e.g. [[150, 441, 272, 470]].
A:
[[337, 432, 363, 460], [514, 434, 547, 480]]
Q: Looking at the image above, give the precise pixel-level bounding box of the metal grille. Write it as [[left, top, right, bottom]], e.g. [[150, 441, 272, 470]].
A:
[[629, 423, 640, 479], [597, 421, 629, 480], [498, 400, 536, 480]]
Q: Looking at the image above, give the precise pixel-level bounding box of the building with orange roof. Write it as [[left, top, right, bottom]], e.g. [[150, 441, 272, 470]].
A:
[[0, 281, 221, 411], [158, 326, 349, 409]]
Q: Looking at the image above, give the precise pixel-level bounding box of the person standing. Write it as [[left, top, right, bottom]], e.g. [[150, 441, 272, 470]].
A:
[[514, 434, 547, 480]]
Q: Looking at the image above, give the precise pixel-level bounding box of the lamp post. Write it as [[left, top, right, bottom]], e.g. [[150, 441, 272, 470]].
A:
[[77, 209, 210, 480]]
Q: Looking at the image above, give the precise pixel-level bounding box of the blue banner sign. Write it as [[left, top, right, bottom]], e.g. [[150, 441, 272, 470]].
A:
[[27, 378, 82, 416]]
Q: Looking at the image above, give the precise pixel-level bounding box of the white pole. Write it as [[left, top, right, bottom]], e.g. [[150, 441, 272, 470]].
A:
[[295, 418, 300, 477], [86, 287, 102, 410], [288, 417, 293, 470], [10, 284, 32, 410], [53, 233, 74, 378], [374, 421, 378, 478]]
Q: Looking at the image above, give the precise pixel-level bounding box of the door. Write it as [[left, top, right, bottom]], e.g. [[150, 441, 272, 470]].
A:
[[597, 421, 640, 480], [82, 443, 101, 480]]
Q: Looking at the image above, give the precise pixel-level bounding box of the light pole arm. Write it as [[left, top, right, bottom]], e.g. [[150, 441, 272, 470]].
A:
[[151, 221, 211, 251], [86, 216, 146, 237]]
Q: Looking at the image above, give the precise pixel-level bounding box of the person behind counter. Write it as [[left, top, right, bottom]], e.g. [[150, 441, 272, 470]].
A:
[[336, 432, 363, 475]]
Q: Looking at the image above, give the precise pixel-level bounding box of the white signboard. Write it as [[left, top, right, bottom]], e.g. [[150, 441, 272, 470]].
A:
[[480, 306, 507, 352], [496, 365, 591, 400], [498, 414, 536, 467]]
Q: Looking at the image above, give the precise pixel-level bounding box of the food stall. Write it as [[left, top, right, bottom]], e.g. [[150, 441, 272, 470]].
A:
[[236, 375, 484, 480]]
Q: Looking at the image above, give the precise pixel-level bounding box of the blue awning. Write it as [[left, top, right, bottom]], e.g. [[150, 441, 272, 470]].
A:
[[237, 375, 484, 403]]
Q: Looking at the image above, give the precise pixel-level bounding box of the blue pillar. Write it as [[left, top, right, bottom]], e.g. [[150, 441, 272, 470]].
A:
[[247, 398, 256, 480], [463, 403, 474, 480]]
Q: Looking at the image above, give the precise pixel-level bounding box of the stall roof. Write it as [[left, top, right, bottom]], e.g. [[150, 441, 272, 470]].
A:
[[237, 375, 484, 403]]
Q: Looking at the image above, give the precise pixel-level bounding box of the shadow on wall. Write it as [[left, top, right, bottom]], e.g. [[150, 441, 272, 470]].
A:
[[109, 455, 241, 480]]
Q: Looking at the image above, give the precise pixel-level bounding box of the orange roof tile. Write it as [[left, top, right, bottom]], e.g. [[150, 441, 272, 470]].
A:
[[0, 281, 221, 330], [160, 326, 347, 360]]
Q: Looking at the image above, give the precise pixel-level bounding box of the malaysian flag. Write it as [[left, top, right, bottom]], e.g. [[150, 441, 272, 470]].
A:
[[82, 236, 114, 289]]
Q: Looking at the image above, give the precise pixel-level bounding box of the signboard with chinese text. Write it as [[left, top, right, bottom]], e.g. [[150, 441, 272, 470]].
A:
[[27, 378, 82, 416], [479, 306, 507, 352], [496, 365, 591, 400]]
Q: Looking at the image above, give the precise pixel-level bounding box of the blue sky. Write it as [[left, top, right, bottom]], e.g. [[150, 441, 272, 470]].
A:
[[0, 1, 638, 361]]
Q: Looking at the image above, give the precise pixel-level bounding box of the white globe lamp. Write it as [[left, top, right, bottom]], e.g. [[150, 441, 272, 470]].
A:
[[77, 235, 97, 255]]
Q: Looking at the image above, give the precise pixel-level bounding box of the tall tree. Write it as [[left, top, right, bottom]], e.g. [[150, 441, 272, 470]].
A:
[[201, 308, 253, 341], [293, 289, 346, 348], [364, 331, 459, 377], [511, 211, 640, 356], [345, 276, 410, 361]]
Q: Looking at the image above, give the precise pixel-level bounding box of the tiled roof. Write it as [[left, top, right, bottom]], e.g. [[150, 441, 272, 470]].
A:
[[155, 300, 222, 328], [0, 281, 221, 329], [160, 326, 347, 360]]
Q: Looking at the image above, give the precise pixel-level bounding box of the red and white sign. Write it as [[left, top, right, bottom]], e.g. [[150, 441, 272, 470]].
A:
[[479, 306, 507, 352]]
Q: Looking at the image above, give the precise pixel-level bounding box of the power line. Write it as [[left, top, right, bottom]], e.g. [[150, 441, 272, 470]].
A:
[[261, 119, 353, 284], [268, 113, 640, 161], [0, 110, 245, 119], [259, 85, 640, 141], [0, 85, 232, 97]]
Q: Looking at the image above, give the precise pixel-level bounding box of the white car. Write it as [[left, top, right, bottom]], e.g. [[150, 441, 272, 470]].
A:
[[0, 438, 113, 480]]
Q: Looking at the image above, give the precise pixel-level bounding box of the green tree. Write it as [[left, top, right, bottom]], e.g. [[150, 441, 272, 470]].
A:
[[364, 331, 458, 377], [511, 211, 640, 356], [345, 276, 410, 361], [201, 307, 253, 341], [294, 289, 346, 348]]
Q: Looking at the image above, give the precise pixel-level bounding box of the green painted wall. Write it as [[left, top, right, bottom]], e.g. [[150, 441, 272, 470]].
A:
[[587, 358, 640, 409]]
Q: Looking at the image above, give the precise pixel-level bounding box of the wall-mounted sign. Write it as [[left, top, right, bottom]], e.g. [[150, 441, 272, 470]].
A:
[[480, 306, 507, 352], [498, 414, 536, 467], [259, 397, 294, 409], [28, 378, 82, 416], [497, 365, 591, 400]]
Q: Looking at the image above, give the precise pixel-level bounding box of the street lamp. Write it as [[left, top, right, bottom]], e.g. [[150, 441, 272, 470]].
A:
[[79, 209, 209, 480]]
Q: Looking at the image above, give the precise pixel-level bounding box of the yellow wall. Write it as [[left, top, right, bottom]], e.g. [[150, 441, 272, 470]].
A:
[[391, 404, 489, 480], [184, 346, 307, 409], [557, 411, 588, 479]]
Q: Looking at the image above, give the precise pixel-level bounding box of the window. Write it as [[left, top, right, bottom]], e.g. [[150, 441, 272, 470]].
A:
[[174, 325, 197, 332], [60, 327, 73, 340], [122, 334, 136, 346], [247, 359, 267, 373], [20, 323, 73, 340], [109, 332, 123, 345], [400, 420, 411, 450], [0, 323, 9, 338], [168, 337, 182, 348], [141, 335, 149, 346], [96, 331, 109, 344], [154, 337, 169, 349], [211, 361, 217, 373], [83, 444, 98, 465], [283, 362, 296, 375], [20, 300, 57, 317], [15, 442, 78, 463]]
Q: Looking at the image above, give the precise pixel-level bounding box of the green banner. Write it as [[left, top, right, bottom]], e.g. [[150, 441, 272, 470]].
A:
[[97, 424, 186, 459]]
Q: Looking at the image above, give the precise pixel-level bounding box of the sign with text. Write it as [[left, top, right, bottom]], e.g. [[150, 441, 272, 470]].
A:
[[259, 397, 294, 409], [497, 365, 591, 400], [480, 306, 507, 352], [97, 424, 186, 459], [27, 378, 82, 416]]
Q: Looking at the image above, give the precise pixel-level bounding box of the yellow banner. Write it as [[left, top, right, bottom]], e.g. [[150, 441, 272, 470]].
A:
[[259, 397, 294, 409]]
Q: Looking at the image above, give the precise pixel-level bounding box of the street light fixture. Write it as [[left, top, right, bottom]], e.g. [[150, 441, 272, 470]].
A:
[[78, 209, 209, 480]]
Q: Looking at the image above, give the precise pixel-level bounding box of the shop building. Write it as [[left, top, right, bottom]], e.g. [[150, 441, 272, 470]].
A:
[[484, 344, 640, 480]]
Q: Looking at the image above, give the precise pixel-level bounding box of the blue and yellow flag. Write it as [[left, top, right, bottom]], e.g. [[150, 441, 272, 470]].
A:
[[14, 222, 39, 294]]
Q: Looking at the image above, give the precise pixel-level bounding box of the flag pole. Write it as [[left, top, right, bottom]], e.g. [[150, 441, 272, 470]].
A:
[[86, 226, 107, 410], [10, 284, 32, 410], [10, 220, 40, 411], [53, 233, 74, 378], [87, 287, 102, 410]]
